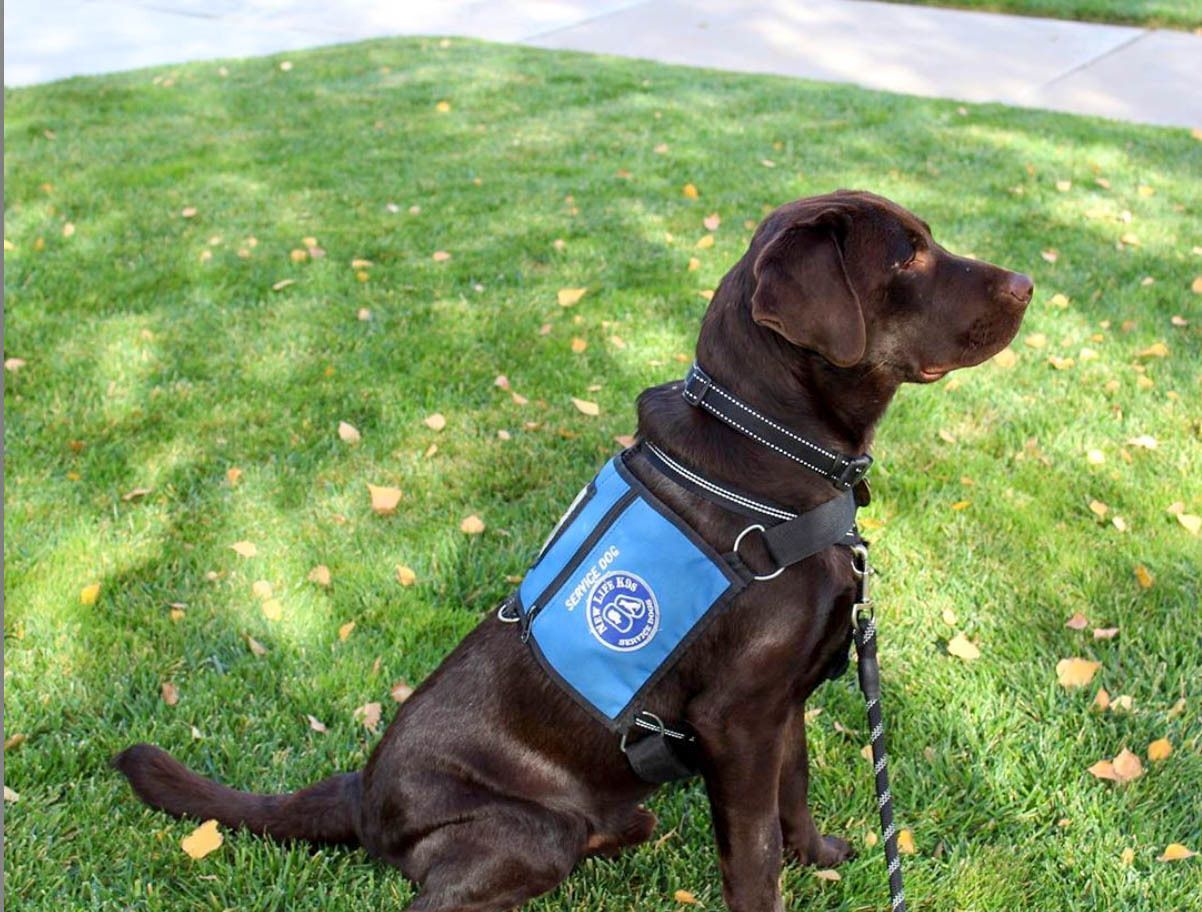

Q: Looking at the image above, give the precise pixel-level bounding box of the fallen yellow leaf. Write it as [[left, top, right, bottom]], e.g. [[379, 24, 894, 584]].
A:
[[673, 888, 698, 904], [814, 869, 842, 882], [181, 819, 223, 859], [1065, 612, 1088, 630], [992, 347, 1017, 368], [80, 583, 101, 606], [230, 541, 257, 558], [1024, 333, 1047, 350], [391, 680, 415, 703], [682, 183, 699, 199], [571, 397, 600, 416], [1120, 847, 1135, 866], [338, 421, 361, 444], [396, 565, 417, 586], [307, 714, 327, 733], [431, 250, 451, 262], [338, 621, 356, 641], [261, 599, 283, 622], [1093, 627, 1119, 640], [1088, 500, 1109, 519], [695, 234, 715, 250], [1176, 513, 1201, 535], [1147, 738, 1172, 762], [896, 829, 917, 854], [1056, 657, 1100, 687], [460, 514, 486, 535], [308, 565, 332, 587], [246, 636, 268, 656], [252, 580, 273, 600], [946, 632, 980, 660], [687, 257, 701, 272], [1092, 688, 1111, 711], [950, 500, 971, 511], [161, 682, 179, 706], [1088, 759, 1118, 781], [368, 484, 403, 515], [1157, 843, 1197, 862], [435, 100, 451, 112], [703, 213, 721, 231], [1134, 564, 1154, 588], [423, 413, 447, 431], [557, 287, 587, 307], [1137, 341, 1168, 358], [570, 337, 587, 354], [226, 467, 243, 486]]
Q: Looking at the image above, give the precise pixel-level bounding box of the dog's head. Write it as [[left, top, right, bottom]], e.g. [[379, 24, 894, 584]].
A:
[[747, 190, 1032, 382]]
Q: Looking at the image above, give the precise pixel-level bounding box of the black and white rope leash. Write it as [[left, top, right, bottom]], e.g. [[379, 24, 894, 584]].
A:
[[850, 544, 907, 912]]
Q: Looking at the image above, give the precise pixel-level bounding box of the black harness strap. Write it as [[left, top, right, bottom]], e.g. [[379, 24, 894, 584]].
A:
[[682, 363, 872, 491]]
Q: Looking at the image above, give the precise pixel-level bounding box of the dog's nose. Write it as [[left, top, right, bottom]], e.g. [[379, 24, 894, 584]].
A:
[[1004, 272, 1034, 306]]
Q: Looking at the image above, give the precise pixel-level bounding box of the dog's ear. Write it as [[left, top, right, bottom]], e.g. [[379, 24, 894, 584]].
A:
[[750, 208, 865, 368]]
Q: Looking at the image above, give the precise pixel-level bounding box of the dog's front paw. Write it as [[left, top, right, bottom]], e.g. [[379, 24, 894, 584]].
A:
[[788, 833, 855, 868]]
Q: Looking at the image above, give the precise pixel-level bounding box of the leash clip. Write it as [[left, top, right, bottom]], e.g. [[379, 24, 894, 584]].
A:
[[850, 543, 874, 626]]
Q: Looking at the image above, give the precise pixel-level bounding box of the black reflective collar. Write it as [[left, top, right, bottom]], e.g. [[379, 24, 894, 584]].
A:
[[680, 363, 872, 491]]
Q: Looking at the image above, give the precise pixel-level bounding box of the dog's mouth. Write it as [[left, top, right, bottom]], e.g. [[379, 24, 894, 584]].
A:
[[916, 366, 951, 383]]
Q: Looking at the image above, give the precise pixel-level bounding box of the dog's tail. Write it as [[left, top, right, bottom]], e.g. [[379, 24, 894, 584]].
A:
[[113, 743, 361, 845]]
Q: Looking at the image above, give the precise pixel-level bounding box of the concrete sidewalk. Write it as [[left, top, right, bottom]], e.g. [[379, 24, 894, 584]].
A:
[[4, 0, 1200, 129]]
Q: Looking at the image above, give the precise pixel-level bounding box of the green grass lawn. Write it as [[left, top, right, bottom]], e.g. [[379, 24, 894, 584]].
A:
[[883, 0, 1202, 29], [5, 37, 1201, 912]]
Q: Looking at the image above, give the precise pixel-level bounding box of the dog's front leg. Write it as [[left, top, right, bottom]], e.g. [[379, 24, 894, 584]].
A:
[[694, 700, 789, 912], [778, 708, 853, 868]]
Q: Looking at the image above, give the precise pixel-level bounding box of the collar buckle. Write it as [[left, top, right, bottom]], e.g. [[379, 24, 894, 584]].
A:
[[832, 454, 873, 490], [681, 365, 712, 405]]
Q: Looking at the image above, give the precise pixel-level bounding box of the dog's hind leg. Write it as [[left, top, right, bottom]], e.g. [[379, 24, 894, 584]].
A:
[[402, 806, 585, 912]]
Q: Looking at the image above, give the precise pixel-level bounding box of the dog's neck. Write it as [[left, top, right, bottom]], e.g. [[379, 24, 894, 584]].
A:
[[636, 269, 900, 510]]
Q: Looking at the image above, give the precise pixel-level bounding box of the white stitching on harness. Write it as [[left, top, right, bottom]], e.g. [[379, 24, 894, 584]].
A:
[[697, 399, 830, 477], [646, 443, 797, 521]]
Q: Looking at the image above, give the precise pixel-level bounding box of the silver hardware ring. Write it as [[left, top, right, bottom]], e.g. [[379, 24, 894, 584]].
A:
[[733, 524, 786, 581]]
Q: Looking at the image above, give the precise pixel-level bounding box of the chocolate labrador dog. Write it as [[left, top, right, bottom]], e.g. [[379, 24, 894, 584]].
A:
[[116, 190, 1031, 911]]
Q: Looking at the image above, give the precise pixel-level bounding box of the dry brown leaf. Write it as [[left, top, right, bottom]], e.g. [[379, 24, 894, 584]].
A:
[[246, 636, 268, 656], [682, 183, 699, 199], [4, 357, 27, 372], [271, 278, 296, 291], [511, 391, 529, 405], [181, 206, 198, 218], [1168, 698, 1186, 718], [1112, 748, 1143, 782], [687, 256, 701, 272], [368, 484, 403, 516], [571, 397, 600, 416], [226, 467, 243, 486], [390, 681, 414, 703], [673, 888, 699, 904], [396, 565, 417, 587], [230, 541, 257, 558], [122, 487, 153, 501], [494, 374, 511, 390], [1137, 341, 1168, 358], [1024, 333, 1047, 349], [1092, 688, 1111, 711], [423, 413, 447, 432], [557, 287, 587, 307], [1191, 276, 1202, 294], [261, 598, 283, 621], [252, 580, 273, 600], [307, 714, 327, 734], [695, 234, 715, 250], [80, 583, 101, 606], [614, 434, 636, 448], [1041, 249, 1059, 263], [460, 514, 486, 535], [1157, 843, 1197, 862], [1093, 627, 1119, 640], [338, 621, 356, 641], [5, 734, 27, 752], [1088, 759, 1118, 781], [308, 565, 332, 587], [338, 421, 361, 444], [946, 633, 980, 660], [941, 608, 958, 626], [814, 869, 842, 882], [354, 701, 382, 731], [181, 819, 223, 859], [1088, 500, 1109, 519], [1133, 564, 1154, 589], [1048, 356, 1075, 371], [1056, 658, 1100, 687], [431, 250, 451, 262], [1147, 738, 1172, 762], [938, 429, 957, 444], [1110, 694, 1134, 713], [703, 213, 721, 231], [570, 337, 587, 354], [1120, 847, 1135, 866], [897, 829, 917, 854], [161, 682, 179, 706], [1065, 612, 1089, 630]]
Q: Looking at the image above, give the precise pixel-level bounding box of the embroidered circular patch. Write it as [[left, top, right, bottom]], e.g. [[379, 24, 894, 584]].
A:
[[587, 571, 660, 652]]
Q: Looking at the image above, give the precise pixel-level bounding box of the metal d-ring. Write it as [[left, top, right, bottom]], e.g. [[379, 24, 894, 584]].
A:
[[620, 711, 667, 754], [733, 524, 786, 581], [496, 597, 521, 623]]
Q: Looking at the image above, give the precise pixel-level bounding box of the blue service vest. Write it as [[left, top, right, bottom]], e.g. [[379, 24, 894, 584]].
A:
[[516, 454, 747, 730]]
